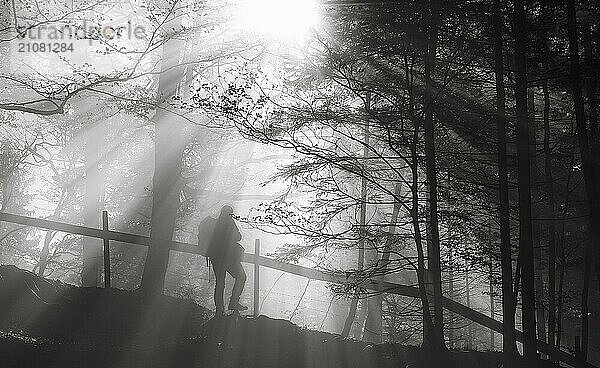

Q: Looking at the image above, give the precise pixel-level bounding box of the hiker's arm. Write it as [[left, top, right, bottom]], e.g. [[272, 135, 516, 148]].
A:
[[234, 223, 242, 242]]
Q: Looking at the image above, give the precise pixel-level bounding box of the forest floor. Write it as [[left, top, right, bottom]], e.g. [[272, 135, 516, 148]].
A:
[[0, 265, 554, 368]]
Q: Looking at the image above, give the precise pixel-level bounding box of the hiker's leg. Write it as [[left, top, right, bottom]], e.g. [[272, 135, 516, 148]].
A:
[[227, 262, 246, 305], [212, 262, 226, 315]]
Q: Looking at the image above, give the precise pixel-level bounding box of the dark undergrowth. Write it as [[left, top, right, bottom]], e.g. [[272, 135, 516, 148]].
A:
[[0, 265, 553, 368]]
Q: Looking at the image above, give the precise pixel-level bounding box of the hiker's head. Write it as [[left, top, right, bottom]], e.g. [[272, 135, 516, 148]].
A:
[[220, 205, 234, 217]]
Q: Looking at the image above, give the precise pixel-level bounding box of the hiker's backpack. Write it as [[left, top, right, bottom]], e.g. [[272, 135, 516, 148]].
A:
[[202, 215, 243, 266], [197, 216, 217, 259]]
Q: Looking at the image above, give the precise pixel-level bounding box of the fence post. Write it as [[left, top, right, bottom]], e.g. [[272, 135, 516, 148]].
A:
[[102, 211, 111, 288], [254, 238, 260, 317]]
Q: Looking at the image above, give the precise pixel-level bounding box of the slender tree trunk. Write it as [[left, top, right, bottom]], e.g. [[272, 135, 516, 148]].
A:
[[556, 148, 574, 350], [364, 277, 383, 342], [543, 83, 557, 361], [404, 49, 438, 352], [37, 230, 55, 277], [342, 106, 370, 337], [489, 261, 495, 350], [492, 0, 517, 360], [364, 182, 402, 343], [465, 259, 472, 350], [556, 229, 565, 349], [410, 122, 438, 350], [448, 245, 455, 349], [513, 253, 521, 311], [82, 123, 104, 287], [37, 188, 67, 276], [539, 2, 556, 355], [423, 0, 445, 351], [351, 299, 368, 338], [342, 292, 359, 336], [529, 89, 547, 352], [581, 247, 591, 361], [140, 14, 187, 294], [513, 0, 538, 363]]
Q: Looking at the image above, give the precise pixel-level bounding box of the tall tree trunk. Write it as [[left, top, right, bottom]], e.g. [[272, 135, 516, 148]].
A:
[[529, 89, 547, 352], [140, 13, 187, 294], [409, 119, 438, 350], [342, 104, 370, 337], [465, 259, 472, 350], [351, 299, 368, 338], [543, 83, 557, 360], [341, 283, 359, 336], [540, 1, 557, 355], [82, 122, 104, 287], [363, 284, 383, 342], [37, 230, 55, 277], [364, 182, 402, 343], [556, 229, 565, 349], [513, 253, 521, 311], [423, 0, 445, 351], [37, 187, 67, 277], [513, 0, 538, 363], [489, 261, 495, 350], [492, 0, 517, 360], [404, 52, 438, 350], [581, 247, 591, 361], [448, 245, 455, 349], [556, 148, 574, 349]]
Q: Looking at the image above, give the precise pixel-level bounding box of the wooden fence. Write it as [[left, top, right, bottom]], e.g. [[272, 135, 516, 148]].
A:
[[0, 211, 594, 368]]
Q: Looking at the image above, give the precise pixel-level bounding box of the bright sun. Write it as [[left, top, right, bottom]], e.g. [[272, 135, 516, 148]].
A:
[[236, 0, 320, 41]]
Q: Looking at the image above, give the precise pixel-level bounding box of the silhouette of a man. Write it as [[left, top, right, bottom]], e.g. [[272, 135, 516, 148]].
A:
[[208, 205, 247, 316]]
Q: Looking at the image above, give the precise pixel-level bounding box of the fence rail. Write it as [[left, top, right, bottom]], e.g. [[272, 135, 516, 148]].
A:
[[0, 211, 593, 368]]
